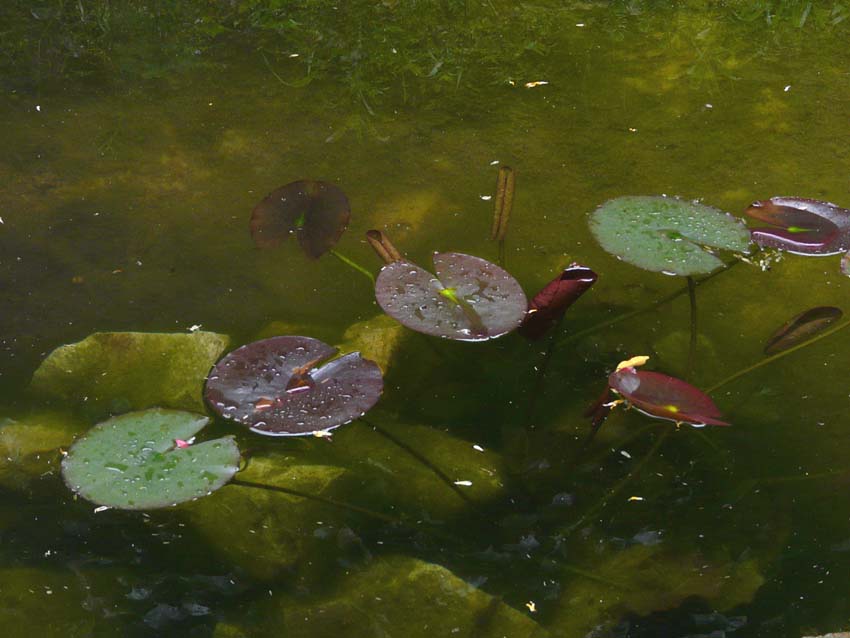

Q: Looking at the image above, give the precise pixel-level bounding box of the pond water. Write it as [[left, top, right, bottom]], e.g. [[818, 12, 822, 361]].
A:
[[3, 1, 850, 636]]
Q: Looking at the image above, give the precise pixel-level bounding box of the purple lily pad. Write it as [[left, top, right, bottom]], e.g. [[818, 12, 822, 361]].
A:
[[250, 180, 350, 258], [204, 336, 383, 436], [375, 252, 528, 341], [518, 264, 598, 340], [746, 197, 850, 256], [608, 367, 729, 427], [763, 306, 843, 355]]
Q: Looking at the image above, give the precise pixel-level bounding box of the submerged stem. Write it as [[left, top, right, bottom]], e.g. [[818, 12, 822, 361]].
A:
[[360, 418, 478, 510], [686, 276, 698, 379], [564, 428, 672, 538], [705, 317, 850, 394], [559, 260, 740, 348], [230, 477, 399, 525], [329, 249, 376, 284]]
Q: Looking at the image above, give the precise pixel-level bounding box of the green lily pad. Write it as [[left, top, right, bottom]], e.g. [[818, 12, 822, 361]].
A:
[[589, 196, 751, 276], [61, 409, 240, 510], [31, 331, 230, 416]]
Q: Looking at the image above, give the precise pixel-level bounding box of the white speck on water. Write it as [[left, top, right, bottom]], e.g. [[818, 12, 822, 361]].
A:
[[472, 444, 484, 452], [705, 103, 713, 109], [36, 105, 41, 112], [480, 195, 492, 201], [489, 160, 499, 165], [620, 450, 632, 459], [454, 480, 473, 486], [576, 23, 585, 27], [784, 85, 792, 92]]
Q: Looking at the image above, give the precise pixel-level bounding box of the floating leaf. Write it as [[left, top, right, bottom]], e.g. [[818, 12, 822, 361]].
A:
[[589, 196, 751, 276], [746, 197, 850, 255], [204, 336, 383, 436], [763, 306, 843, 355], [375, 252, 527, 341], [250, 180, 350, 258], [61, 409, 240, 510], [608, 366, 729, 426], [519, 264, 598, 340]]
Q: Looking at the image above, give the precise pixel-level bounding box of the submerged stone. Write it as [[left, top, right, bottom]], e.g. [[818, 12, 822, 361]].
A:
[[549, 543, 763, 636], [0, 411, 85, 492], [31, 331, 230, 415], [213, 555, 548, 638], [324, 418, 506, 519], [180, 454, 348, 582], [336, 313, 406, 373], [0, 567, 122, 637]]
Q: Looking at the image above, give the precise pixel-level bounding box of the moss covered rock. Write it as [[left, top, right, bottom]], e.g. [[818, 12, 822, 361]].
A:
[[322, 418, 506, 520], [0, 410, 85, 491], [31, 331, 230, 416], [180, 454, 348, 582], [549, 543, 763, 636], [214, 555, 548, 638]]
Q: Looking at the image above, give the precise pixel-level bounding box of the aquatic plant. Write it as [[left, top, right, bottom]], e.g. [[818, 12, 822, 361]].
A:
[[251, 179, 375, 282], [61, 409, 240, 510], [204, 336, 383, 436], [374, 251, 528, 341], [518, 264, 598, 341], [589, 195, 751, 376], [763, 306, 842, 355], [745, 196, 850, 276], [589, 195, 751, 277]]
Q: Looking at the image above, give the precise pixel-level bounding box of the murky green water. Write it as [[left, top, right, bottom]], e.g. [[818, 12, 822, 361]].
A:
[[4, 1, 850, 636]]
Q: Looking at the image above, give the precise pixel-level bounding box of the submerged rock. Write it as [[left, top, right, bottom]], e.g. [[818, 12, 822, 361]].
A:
[[0, 567, 122, 637], [322, 418, 506, 520], [31, 331, 230, 416], [0, 410, 85, 492], [336, 313, 406, 373], [549, 543, 763, 636], [180, 454, 349, 582], [213, 555, 548, 638]]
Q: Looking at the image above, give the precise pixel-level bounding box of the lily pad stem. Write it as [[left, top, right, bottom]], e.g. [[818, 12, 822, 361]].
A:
[[686, 275, 698, 379], [558, 260, 740, 348], [704, 317, 850, 394], [230, 477, 398, 524], [360, 418, 479, 510], [329, 249, 376, 284], [563, 428, 672, 538]]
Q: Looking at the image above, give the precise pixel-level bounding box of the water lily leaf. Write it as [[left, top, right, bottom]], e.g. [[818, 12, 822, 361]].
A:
[[746, 197, 850, 256], [763, 306, 842, 355], [608, 367, 729, 426], [518, 263, 598, 340], [589, 196, 751, 276], [204, 336, 383, 436], [375, 252, 527, 341], [250, 180, 350, 258], [61, 409, 239, 510]]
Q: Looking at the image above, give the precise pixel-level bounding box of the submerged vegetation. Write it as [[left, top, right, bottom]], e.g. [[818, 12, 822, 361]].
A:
[[4, 0, 850, 104]]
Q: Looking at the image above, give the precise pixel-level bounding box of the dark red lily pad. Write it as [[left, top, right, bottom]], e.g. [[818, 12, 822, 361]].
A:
[[518, 264, 598, 340], [746, 197, 850, 256], [608, 367, 729, 427], [204, 336, 382, 436], [763, 306, 843, 355], [375, 252, 528, 341], [250, 180, 350, 258]]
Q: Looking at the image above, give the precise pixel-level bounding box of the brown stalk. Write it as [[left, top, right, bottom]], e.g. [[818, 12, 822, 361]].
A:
[[366, 229, 402, 264], [490, 166, 515, 241]]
